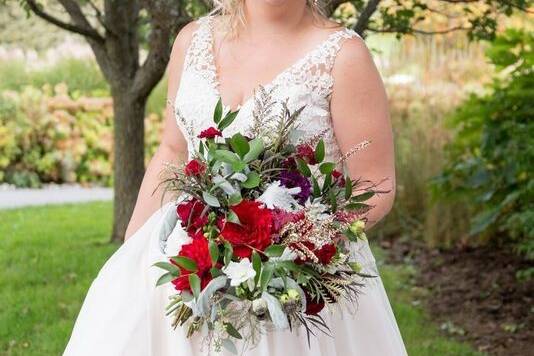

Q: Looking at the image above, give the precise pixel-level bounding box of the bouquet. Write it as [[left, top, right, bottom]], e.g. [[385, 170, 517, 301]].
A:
[[155, 90, 376, 354]]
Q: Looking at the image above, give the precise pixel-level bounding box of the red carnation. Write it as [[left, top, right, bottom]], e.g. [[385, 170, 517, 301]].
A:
[[220, 200, 273, 258], [304, 289, 325, 315], [184, 159, 205, 176], [171, 233, 213, 293], [198, 127, 222, 139], [176, 199, 208, 233], [331, 169, 346, 187], [296, 144, 317, 165]]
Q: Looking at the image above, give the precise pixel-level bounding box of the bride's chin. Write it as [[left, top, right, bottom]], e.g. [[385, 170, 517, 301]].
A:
[[259, 0, 297, 6]]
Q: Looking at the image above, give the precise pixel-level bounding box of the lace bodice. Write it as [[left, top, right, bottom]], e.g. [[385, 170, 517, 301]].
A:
[[174, 15, 360, 163]]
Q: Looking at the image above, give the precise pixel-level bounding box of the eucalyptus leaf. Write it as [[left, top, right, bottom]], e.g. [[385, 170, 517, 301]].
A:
[[261, 291, 289, 330], [157, 204, 178, 254], [221, 339, 238, 355], [242, 171, 260, 189], [228, 193, 243, 206], [202, 191, 220, 207], [243, 138, 264, 163], [230, 133, 250, 158], [193, 275, 228, 316]]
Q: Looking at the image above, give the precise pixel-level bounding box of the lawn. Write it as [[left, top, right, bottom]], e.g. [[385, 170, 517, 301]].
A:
[[0, 202, 481, 355]]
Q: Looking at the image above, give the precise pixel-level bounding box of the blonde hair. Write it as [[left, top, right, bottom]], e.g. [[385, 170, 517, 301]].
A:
[[210, 0, 329, 37]]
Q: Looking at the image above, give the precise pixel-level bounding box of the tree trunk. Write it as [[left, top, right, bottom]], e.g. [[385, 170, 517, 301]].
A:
[[110, 90, 146, 242]]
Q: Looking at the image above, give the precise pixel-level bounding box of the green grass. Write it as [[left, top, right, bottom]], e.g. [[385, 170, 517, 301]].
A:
[[0, 203, 481, 355]]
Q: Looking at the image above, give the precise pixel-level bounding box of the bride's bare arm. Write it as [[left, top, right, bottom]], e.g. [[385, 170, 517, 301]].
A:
[[124, 23, 197, 240], [330, 37, 396, 230]]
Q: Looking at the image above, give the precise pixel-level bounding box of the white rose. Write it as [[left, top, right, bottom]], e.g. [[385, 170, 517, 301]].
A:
[[222, 258, 257, 287]]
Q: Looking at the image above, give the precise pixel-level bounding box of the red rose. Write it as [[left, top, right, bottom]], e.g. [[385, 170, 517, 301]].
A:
[[176, 199, 208, 233], [304, 289, 325, 315], [171, 233, 213, 292], [220, 200, 273, 258], [332, 169, 346, 187], [198, 127, 222, 139], [296, 144, 317, 165], [184, 159, 205, 176]]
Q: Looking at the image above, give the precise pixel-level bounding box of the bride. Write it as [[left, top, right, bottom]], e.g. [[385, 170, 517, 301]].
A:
[[64, 1, 407, 355]]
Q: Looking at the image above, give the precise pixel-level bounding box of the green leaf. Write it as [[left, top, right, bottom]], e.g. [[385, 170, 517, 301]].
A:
[[209, 240, 219, 265], [202, 191, 220, 207], [230, 133, 250, 158], [198, 141, 205, 156], [311, 176, 321, 197], [260, 262, 275, 292], [231, 160, 247, 172], [210, 267, 224, 278], [322, 174, 332, 192], [153, 262, 180, 276], [156, 272, 174, 286], [223, 241, 233, 265], [345, 202, 370, 211], [329, 190, 337, 212], [223, 322, 243, 339], [252, 251, 262, 284], [171, 256, 198, 272], [213, 150, 240, 164], [218, 110, 239, 131], [315, 139, 325, 163], [264, 244, 285, 258], [344, 228, 359, 242], [351, 191, 375, 202], [243, 138, 264, 163], [213, 98, 223, 124], [227, 210, 241, 224], [242, 172, 260, 189], [319, 162, 335, 175], [228, 193, 243, 206], [189, 273, 201, 299], [344, 177, 353, 200], [296, 158, 311, 177]]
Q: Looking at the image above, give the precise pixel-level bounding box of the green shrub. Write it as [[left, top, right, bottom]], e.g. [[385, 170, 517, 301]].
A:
[[0, 83, 162, 187], [433, 29, 534, 258]]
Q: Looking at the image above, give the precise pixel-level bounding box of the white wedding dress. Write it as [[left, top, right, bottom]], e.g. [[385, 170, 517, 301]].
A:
[[64, 15, 407, 356]]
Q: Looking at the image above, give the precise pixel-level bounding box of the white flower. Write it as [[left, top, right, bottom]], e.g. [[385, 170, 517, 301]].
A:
[[165, 225, 192, 257], [256, 180, 301, 211], [222, 258, 257, 287], [304, 199, 330, 221]]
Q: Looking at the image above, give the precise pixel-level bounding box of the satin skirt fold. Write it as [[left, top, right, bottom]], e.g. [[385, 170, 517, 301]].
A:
[[64, 203, 407, 356]]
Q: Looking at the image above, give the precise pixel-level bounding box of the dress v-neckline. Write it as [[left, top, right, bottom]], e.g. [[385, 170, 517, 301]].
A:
[[205, 17, 348, 112]]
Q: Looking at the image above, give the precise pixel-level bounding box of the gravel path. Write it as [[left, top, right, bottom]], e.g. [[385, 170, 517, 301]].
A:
[[0, 184, 113, 209]]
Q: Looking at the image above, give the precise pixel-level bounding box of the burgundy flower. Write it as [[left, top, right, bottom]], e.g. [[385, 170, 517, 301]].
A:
[[296, 144, 317, 165], [331, 169, 346, 187], [197, 127, 222, 139], [293, 241, 337, 265], [184, 159, 206, 176], [176, 199, 208, 233], [304, 289, 325, 315], [171, 232, 213, 293], [279, 170, 311, 204], [220, 200, 273, 258]]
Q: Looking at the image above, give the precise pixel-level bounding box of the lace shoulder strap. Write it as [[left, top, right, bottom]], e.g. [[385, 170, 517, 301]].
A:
[[282, 27, 361, 96], [183, 15, 217, 85]]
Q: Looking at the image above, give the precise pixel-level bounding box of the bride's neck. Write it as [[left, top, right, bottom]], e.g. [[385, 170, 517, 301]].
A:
[[241, 0, 310, 37]]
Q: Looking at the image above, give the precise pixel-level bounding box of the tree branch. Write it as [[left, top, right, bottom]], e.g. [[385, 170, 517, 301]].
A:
[[25, 0, 104, 43], [353, 0, 382, 36]]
